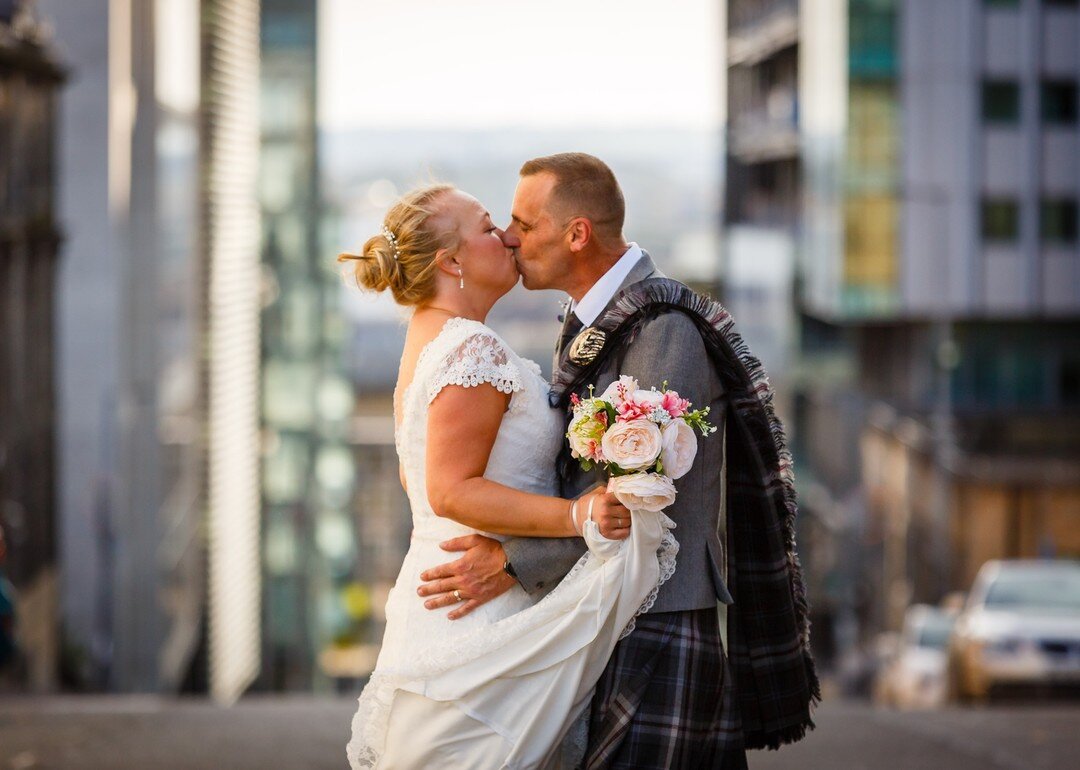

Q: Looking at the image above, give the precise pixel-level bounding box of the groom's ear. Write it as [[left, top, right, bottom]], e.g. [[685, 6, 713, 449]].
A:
[[566, 217, 592, 254]]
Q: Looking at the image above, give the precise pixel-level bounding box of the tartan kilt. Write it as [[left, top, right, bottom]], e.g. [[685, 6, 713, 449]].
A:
[[585, 607, 747, 770]]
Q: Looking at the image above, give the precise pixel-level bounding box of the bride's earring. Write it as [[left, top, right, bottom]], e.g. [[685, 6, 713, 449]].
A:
[[458, 269, 464, 290]]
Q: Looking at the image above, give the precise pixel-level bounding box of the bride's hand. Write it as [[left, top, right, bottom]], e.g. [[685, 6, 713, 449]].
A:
[[578, 491, 632, 540]]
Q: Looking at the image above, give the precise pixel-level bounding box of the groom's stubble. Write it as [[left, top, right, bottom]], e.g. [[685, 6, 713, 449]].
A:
[[508, 170, 626, 301]]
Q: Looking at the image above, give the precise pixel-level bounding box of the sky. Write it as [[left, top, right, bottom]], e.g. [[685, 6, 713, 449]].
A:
[[318, 0, 724, 131]]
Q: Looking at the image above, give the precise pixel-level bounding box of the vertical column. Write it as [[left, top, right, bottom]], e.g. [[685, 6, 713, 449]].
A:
[[114, 0, 166, 693], [1020, 0, 1041, 310], [202, 0, 262, 706], [962, 0, 982, 313], [1074, 2, 1080, 304]]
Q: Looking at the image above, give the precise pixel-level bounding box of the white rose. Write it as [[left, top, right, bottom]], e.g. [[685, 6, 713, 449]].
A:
[[608, 472, 677, 512], [600, 420, 662, 471], [631, 389, 664, 409], [598, 375, 639, 405], [661, 419, 698, 480]]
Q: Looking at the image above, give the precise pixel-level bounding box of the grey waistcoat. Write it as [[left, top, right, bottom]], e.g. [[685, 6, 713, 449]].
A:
[[502, 253, 733, 613]]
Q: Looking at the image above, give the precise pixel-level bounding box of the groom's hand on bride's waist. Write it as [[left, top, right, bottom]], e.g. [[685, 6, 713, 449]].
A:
[[417, 535, 516, 620]]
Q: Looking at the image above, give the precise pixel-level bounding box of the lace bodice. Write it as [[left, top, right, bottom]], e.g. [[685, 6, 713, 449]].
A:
[[395, 317, 563, 543]]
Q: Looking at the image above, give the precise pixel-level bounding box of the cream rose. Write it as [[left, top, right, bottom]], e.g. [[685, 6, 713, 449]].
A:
[[608, 472, 677, 512], [600, 419, 662, 470], [660, 419, 698, 479]]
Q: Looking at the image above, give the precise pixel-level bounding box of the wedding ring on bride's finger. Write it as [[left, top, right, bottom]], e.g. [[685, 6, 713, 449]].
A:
[[453, 589, 463, 602]]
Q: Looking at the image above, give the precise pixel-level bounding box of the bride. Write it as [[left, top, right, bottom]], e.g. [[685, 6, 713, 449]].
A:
[[339, 184, 677, 770]]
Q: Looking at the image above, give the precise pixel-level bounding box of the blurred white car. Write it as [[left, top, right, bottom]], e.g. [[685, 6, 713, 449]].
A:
[[876, 605, 954, 709], [948, 560, 1080, 702]]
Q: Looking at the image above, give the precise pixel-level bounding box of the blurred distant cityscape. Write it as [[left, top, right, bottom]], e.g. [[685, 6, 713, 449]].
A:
[[1, 0, 1077, 723]]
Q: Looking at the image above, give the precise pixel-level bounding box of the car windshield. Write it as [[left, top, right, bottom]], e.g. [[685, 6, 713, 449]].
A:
[[915, 615, 953, 649], [983, 567, 1080, 611]]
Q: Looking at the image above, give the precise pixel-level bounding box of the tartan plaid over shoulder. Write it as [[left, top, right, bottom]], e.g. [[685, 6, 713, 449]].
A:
[[550, 277, 821, 749]]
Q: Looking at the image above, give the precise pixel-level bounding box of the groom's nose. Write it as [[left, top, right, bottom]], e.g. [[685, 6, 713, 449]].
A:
[[501, 230, 521, 249]]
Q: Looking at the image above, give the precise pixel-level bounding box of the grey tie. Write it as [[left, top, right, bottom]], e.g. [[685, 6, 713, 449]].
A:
[[557, 312, 584, 361]]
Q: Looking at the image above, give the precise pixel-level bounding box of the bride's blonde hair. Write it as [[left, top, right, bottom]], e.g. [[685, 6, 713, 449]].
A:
[[339, 183, 460, 307]]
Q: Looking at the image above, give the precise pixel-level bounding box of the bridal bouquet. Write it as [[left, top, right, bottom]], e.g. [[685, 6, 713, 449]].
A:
[[567, 375, 716, 512]]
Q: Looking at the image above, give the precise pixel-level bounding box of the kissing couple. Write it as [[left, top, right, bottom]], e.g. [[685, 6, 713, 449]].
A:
[[340, 153, 819, 769]]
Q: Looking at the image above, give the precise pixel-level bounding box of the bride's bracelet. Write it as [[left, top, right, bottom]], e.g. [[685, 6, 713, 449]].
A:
[[569, 498, 582, 536]]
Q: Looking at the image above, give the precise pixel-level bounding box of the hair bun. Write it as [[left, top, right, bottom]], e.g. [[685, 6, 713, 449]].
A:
[[341, 234, 400, 294], [336, 183, 457, 307]]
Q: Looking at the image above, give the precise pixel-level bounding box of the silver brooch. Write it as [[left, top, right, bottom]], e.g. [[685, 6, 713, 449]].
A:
[[568, 327, 607, 365]]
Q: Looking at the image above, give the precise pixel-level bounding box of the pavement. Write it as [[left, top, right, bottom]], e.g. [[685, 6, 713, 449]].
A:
[[1, 695, 1078, 769]]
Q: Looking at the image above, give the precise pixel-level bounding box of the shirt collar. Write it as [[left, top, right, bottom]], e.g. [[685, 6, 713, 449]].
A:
[[570, 243, 643, 327]]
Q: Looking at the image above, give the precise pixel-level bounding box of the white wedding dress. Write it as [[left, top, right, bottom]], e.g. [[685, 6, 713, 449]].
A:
[[347, 317, 677, 770]]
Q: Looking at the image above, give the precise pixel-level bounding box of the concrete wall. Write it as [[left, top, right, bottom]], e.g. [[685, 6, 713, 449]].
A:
[[902, 0, 1080, 318], [37, 0, 120, 686]]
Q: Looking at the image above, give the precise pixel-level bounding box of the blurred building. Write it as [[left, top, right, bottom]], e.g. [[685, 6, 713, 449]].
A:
[[257, 0, 361, 692], [0, 0, 66, 691], [723, 0, 799, 378], [725, 0, 859, 669], [798, 0, 1080, 636], [41, 0, 261, 702]]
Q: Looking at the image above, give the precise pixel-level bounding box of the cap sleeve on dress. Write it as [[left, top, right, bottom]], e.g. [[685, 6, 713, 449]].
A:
[[426, 330, 524, 404]]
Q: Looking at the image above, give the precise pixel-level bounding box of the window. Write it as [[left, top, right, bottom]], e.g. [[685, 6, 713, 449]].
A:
[[982, 199, 1020, 241], [849, 1, 898, 76], [982, 81, 1020, 123], [1042, 80, 1078, 124], [1061, 357, 1080, 405], [1041, 199, 1079, 243]]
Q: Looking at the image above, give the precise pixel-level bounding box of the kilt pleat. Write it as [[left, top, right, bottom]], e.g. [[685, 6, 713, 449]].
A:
[[585, 607, 747, 770]]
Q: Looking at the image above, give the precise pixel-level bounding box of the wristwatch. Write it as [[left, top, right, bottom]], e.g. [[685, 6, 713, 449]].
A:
[[503, 559, 518, 580]]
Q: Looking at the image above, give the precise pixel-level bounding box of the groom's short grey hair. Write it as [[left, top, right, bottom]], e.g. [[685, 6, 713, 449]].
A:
[[519, 152, 625, 240]]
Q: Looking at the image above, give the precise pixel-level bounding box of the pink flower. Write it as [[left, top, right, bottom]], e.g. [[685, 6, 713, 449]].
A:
[[661, 391, 691, 418], [598, 375, 640, 406], [570, 392, 582, 406], [616, 400, 652, 422]]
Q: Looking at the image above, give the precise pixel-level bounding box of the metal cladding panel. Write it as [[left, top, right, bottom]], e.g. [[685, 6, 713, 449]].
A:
[[202, 0, 261, 706]]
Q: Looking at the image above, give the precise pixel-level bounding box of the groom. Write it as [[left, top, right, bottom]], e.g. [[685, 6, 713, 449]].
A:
[[418, 153, 818, 767]]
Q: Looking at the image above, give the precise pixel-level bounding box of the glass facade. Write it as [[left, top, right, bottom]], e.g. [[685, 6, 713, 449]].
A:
[[259, 0, 355, 692], [951, 323, 1080, 410], [842, 0, 900, 316]]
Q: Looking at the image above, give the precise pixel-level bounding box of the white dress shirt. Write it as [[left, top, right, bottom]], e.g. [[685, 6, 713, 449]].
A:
[[570, 243, 644, 327]]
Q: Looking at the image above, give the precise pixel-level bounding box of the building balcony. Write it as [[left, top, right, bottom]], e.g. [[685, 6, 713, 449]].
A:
[[728, 118, 798, 162], [728, 0, 798, 67]]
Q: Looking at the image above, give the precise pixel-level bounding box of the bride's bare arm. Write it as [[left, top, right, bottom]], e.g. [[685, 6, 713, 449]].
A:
[[426, 383, 628, 538]]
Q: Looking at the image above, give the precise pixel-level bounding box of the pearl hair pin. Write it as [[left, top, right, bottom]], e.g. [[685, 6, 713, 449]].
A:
[[381, 225, 400, 260]]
